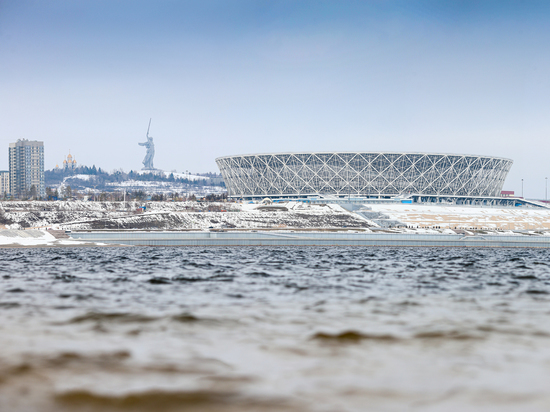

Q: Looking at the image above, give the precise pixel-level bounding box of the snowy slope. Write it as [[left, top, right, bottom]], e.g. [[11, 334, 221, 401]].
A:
[[0, 201, 374, 230], [4, 200, 546, 233], [367, 203, 550, 231]]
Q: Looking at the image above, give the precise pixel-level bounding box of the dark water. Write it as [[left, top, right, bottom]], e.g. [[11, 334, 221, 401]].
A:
[[1, 247, 550, 412]]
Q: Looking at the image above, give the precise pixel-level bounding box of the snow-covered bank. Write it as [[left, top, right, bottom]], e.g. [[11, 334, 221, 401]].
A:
[[0, 230, 56, 246], [2, 200, 549, 234], [0, 201, 374, 231], [0, 230, 108, 247], [367, 203, 550, 231]]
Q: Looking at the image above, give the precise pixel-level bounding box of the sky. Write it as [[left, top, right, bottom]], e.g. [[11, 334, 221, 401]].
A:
[[1, 0, 550, 198]]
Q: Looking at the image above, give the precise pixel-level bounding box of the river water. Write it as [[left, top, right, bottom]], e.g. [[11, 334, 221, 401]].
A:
[[1, 246, 550, 411]]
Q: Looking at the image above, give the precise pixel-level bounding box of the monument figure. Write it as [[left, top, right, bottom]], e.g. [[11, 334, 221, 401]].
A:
[[139, 119, 155, 170]]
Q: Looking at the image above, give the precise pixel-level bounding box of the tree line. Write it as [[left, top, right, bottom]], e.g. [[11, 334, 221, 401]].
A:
[[45, 167, 224, 188], [43, 186, 227, 202]]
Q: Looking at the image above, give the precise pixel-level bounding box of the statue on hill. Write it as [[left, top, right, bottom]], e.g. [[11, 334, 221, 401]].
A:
[[139, 119, 155, 170]]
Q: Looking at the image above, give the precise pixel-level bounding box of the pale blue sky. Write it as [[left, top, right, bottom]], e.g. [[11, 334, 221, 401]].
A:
[[1, 0, 550, 197]]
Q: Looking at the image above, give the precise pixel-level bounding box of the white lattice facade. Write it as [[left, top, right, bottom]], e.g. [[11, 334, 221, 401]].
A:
[[216, 152, 513, 199]]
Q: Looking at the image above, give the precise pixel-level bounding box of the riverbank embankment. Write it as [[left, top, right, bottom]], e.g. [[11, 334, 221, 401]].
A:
[[69, 230, 550, 248]]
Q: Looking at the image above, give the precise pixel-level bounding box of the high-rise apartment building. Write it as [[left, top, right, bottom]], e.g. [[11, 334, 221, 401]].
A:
[[0, 171, 9, 196], [9, 139, 45, 199]]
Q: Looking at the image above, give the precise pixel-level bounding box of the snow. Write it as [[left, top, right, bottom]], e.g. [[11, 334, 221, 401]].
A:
[[0, 229, 119, 247], [0, 201, 373, 231], [64, 174, 94, 181], [0, 230, 57, 246], [365, 203, 550, 231], [136, 170, 208, 181], [1, 200, 549, 235], [105, 180, 225, 196]]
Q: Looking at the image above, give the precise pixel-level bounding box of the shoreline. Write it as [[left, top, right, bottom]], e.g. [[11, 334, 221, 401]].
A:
[[2, 228, 550, 248], [68, 230, 550, 248], [0, 242, 130, 248]]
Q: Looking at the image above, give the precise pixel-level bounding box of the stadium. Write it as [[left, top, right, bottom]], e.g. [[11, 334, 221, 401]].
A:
[[216, 152, 513, 200]]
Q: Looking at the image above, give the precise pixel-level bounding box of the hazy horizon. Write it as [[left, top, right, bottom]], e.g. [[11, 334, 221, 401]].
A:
[[1, 0, 550, 198]]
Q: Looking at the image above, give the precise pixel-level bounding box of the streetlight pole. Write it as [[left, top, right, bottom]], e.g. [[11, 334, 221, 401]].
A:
[[546, 177, 548, 202], [347, 161, 350, 201], [521, 179, 524, 198], [186, 170, 189, 200]]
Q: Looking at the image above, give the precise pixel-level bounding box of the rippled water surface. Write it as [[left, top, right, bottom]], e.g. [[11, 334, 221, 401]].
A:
[[2, 247, 550, 411]]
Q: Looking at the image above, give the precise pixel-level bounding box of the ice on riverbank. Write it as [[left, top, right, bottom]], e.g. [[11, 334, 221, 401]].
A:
[[0, 230, 57, 246], [0, 229, 109, 247]]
